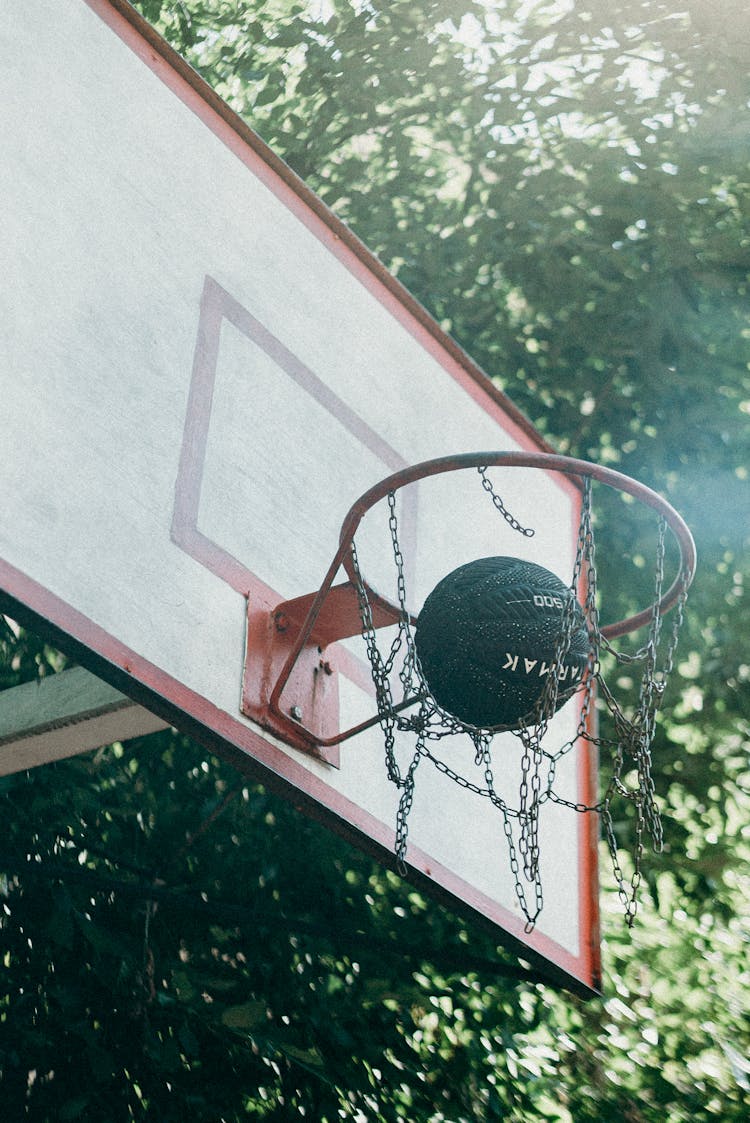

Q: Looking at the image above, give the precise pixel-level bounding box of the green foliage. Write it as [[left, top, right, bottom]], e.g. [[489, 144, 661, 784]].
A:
[[1, 735, 748, 1119], [2, 0, 749, 1116]]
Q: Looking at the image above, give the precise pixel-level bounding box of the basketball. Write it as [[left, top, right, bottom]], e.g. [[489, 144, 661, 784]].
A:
[[414, 556, 589, 728]]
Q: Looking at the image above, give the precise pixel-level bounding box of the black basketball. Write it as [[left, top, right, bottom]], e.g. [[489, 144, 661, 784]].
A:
[[414, 556, 589, 729]]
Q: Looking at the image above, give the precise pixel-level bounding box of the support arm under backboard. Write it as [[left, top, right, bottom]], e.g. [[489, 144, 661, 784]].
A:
[[0, 666, 168, 775]]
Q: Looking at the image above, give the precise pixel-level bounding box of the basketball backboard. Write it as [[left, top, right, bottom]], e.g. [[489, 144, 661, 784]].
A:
[[0, 0, 600, 992]]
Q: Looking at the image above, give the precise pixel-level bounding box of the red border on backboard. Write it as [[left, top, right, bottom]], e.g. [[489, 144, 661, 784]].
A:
[[2, 0, 601, 993]]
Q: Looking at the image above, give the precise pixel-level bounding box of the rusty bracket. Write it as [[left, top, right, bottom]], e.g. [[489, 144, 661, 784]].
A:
[[241, 581, 398, 766]]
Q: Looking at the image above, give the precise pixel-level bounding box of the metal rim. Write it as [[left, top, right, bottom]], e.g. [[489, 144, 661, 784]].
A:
[[338, 451, 696, 639]]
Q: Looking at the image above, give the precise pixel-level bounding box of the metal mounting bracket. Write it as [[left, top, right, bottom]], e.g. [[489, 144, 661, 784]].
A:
[[241, 581, 398, 765]]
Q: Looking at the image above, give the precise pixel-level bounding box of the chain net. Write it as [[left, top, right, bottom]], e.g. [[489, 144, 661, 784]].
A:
[[349, 468, 690, 931]]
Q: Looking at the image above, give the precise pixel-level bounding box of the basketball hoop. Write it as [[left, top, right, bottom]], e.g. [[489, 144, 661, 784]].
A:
[[254, 452, 696, 930]]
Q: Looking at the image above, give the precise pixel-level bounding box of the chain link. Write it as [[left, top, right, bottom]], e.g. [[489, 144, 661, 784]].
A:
[[395, 749, 421, 873], [477, 466, 535, 537]]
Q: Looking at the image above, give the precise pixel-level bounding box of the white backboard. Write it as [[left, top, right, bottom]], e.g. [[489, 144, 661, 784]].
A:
[[0, 0, 600, 992]]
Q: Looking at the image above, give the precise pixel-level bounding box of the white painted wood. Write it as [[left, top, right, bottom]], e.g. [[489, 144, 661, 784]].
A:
[[0, 667, 168, 774]]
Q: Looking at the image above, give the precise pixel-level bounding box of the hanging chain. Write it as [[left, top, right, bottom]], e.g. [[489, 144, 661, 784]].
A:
[[478, 737, 544, 927], [395, 747, 422, 874], [477, 466, 535, 537], [350, 536, 401, 787], [594, 514, 693, 920], [387, 493, 409, 626]]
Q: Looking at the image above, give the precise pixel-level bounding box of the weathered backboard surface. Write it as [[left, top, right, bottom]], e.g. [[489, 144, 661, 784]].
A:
[[0, 0, 600, 992]]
